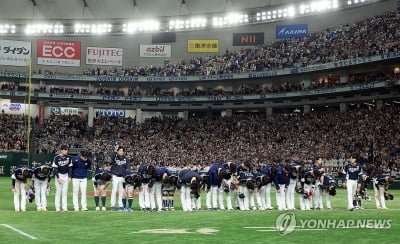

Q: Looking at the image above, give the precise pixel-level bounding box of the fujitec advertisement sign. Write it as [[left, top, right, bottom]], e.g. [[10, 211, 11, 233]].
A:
[[86, 47, 123, 66], [37, 39, 81, 66]]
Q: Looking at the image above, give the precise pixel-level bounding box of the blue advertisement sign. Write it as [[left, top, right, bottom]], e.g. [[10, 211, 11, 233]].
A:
[[99, 109, 125, 118], [276, 24, 308, 39]]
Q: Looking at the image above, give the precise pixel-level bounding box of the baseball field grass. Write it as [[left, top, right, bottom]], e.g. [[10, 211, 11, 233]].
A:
[[0, 177, 399, 244]]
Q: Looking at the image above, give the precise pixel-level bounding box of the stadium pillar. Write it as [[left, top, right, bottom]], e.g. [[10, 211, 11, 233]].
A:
[[304, 105, 310, 114], [376, 100, 383, 110], [87, 103, 94, 127], [136, 108, 142, 123], [340, 74, 347, 84], [183, 110, 189, 120], [340, 103, 347, 113], [266, 107, 273, 117]]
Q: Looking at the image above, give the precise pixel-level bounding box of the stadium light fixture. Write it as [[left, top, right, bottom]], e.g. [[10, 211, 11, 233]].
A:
[[213, 13, 248, 27], [123, 20, 159, 33], [25, 23, 64, 34], [74, 23, 111, 34], [0, 24, 16, 34], [169, 17, 206, 30]]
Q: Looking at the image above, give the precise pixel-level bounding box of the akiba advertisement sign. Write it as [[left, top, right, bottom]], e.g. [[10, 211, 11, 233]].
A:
[[276, 24, 308, 39]]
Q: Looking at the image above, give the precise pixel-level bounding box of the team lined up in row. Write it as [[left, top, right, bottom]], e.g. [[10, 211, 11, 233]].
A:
[[11, 142, 394, 212]]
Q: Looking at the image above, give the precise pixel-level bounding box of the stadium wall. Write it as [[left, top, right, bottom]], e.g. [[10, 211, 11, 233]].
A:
[[0, 0, 396, 74]]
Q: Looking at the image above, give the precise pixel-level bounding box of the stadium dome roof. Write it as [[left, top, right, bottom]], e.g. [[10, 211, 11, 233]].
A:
[[0, 0, 297, 20]]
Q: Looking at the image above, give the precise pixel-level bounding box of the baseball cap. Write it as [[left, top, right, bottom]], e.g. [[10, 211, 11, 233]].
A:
[[113, 140, 121, 146]]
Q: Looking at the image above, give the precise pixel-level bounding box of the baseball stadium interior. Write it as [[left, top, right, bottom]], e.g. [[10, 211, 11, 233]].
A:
[[1, 0, 400, 215]]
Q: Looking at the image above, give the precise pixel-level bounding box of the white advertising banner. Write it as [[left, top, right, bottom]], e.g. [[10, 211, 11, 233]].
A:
[[0, 40, 31, 66], [86, 47, 123, 66], [139, 44, 171, 57]]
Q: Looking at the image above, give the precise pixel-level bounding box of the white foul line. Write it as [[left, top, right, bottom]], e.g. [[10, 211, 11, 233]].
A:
[[256, 229, 328, 232], [0, 224, 38, 240]]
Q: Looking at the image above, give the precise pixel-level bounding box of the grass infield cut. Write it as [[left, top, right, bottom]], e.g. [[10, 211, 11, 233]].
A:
[[0, 177, 399, 244]]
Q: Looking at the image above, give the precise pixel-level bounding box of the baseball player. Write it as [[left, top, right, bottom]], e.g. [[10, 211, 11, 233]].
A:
[[273, 164, 290, 211], [219, 161, 237, 210], [287, 156, 304, 210], [162, 173, 177, 210], [236, 171, 256, 210], [319, 174, 338, 210], [312, 157, 325, 210], [373, 173, 394, 209], [177, 169, 201, 211], [353, 173, 371, 209], [11, 165, 33, 212], [192, 170, 209, 210], [154, 167, 172, 211], [71, 150, 92, 211], [299, 168, 321, 210], [92, 163, 112, 211], [206, 162, 228, 210], [124, 172, 142, 211], [234, 161, 252, 209], [52, 144, 72, 212], [109, 145, 131, 211], [31, 163, 53, 212], [342, 153, 362, 211], [253, 171, 268, 210], [259, 163, 276, 210], [137, 163, 156, 211]]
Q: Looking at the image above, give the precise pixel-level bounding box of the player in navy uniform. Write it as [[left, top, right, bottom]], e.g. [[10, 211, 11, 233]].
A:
[[11, 165, 33, 212], [260, 163, 276, 210], [52, 144, 72, 212], [312, 157, 325, 210], [154, 167, 172, 211], [234, 161, 252, 209], [31, 163, 52, 212], [254, 171, 268, 210], [299, 168, 321, 210], [71, 150, 92, 211], [177, 169, 201, 211], [274, 164, 290, 211], [162, 173, 177, 210], [319, 174, 338, 209], [219, 161, 237, 210], [237, 171, 255, 210], [343, 153, 362, 211], [110, 145, 131, 211], [287, 156, 303, 210], [373, 173, 394, 209], [138, 163, 156, 211], [206, 162, 228, 210], [124, 172, 142, 211], [92, 163, 112, 211]]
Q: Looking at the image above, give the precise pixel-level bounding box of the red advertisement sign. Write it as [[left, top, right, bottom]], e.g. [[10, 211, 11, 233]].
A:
[[37, 39, 81, 66]]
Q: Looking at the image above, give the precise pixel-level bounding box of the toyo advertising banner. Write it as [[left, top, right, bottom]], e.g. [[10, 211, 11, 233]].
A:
[[37, 39, 81, 66]]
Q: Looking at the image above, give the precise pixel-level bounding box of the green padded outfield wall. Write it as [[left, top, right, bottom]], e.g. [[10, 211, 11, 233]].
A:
[[0, 152, 54, 177]]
